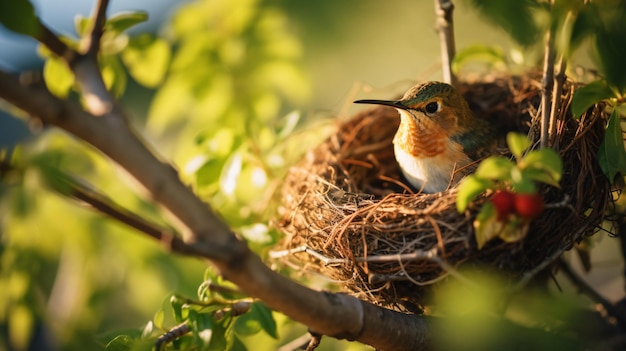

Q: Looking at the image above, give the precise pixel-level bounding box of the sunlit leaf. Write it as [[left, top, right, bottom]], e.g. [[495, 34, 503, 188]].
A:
[[195, 157, 226, 188], [452, 44, 507, 72], [170, 295, 184, 323], [0, 0, 39, 36], [43, 57, 74, 98], [100, 56, 127, 97], [105, 335, 133, 351], [122, 35, 171, 88], [141, 321, 153, 338], [153, 309, 165, 329], [456, 175, 492, 213], [598, 109, 626, 183], [521, 148, 563, 184], [74, 15, 91, 37], [106, 11, 148, 34], [220, 153, 243, 197], [277, 110, 301, 140], [147, 77, 193, 134], [571, 80, 614, 118], [507, 132, 531, 159], [100, 31, 130, 56], [474, 156, 515, 181]]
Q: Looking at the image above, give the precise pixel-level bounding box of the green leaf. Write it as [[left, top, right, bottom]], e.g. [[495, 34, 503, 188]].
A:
[[469, 0, 541, 47], [153, 309, 165, 330], [456, 175, 493, 213], [511, 176, 537, 194], [452, 44, 507, 72], [0, 0, 39, 36], [74, 15, 91, 37], [593, 4, 626, 92], [106, 11, 148, 34], [507, 132, 531, 159], [170, 295, 184, 323], [122, 35, 171, 88], [277, 110, 301, 140], [105, 335, 133, 351], [473, 202, 501, 250], [43, 57, 74, 98], [474, 156, 515, 181], [598, 109, 626, 183], [522, 167, 560, 188], [520, 149, 563, 185], [195, 157, 226, 188], [233, 308, 262, 336], [571, 80, 614, 118], [100, 56, 127, 97], [220, 152, 243, 197], [251, 302, 277, 339]]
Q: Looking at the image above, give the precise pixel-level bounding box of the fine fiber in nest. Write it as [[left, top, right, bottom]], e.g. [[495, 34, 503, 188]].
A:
[[275, 73, 611, 309]]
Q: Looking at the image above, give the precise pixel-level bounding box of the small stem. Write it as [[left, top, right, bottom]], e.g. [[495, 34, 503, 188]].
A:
[[540, 30, 555, 148], [549, 57, 567, 148], [434, 0, 457, 86]]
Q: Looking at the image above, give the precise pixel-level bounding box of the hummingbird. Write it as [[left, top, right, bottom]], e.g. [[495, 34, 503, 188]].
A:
[[354, 81, 497, 193]]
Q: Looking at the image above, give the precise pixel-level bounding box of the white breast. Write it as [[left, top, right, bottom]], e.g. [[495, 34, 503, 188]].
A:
[[393, 142, 470, 193]]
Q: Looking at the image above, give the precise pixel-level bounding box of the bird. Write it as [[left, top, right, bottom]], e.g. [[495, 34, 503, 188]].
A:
[[354, 81, 497, 193]]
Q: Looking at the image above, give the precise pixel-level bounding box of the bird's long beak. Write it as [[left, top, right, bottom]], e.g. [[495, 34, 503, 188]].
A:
[[353, 99, 409, 111]]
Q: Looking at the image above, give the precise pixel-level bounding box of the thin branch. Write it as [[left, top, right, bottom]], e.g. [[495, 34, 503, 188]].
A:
[[540, 30, 555, 148], [155, 322, 190, 351], [548, 57, 566, 148], [35, 22, 79, 63], [55, 173, 202, 255], [434, 0, 457, 86], [557, 258, 626, 328], [86, 0, 110, 57]]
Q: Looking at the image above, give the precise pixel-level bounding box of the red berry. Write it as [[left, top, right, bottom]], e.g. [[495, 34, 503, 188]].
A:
[[491, 190, 515, 221], [514, 193, 544, 220]]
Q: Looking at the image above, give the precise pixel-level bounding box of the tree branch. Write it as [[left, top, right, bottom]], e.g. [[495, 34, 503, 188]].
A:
[[434, 0, 457, 86], [53, 172, 201, 255], [86, 0, 110, 57], [0, 68, 433, 350], [34, 22, 79, 63]]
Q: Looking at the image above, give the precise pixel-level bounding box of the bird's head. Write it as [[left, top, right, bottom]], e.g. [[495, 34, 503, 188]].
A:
[[354, 81, 474, 136]]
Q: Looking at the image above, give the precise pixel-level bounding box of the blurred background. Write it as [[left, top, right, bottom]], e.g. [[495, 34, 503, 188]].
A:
[[0, 0, 622, 350]]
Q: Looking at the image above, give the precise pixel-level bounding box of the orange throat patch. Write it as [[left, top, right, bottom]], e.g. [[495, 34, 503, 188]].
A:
[[393, 113, 447, 158]]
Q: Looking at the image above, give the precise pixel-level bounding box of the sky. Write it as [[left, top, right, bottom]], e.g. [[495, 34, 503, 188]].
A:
[[0, 0, 181, 71]]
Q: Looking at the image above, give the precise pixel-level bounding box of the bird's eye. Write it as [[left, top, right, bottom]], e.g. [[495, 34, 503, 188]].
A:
[[425, 101, 439, 114]]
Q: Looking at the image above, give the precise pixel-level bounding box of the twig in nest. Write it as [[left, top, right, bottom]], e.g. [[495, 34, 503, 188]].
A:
[[434, 0, 457, 86]]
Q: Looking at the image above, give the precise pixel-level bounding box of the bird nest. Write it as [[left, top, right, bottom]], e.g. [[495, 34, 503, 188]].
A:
[[274, 73, 611, 309]]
